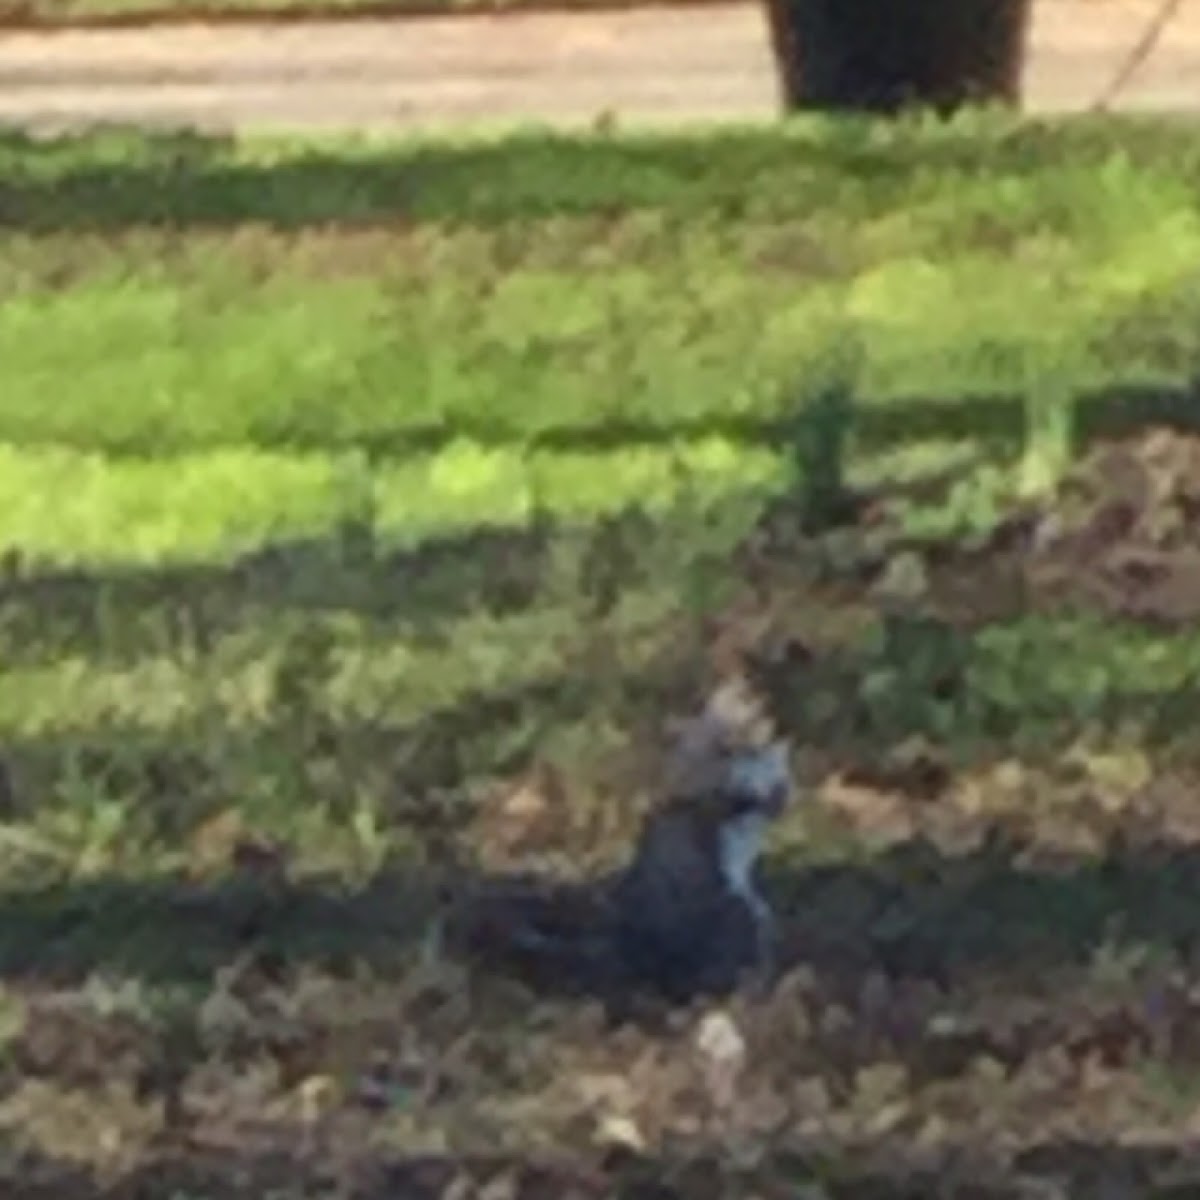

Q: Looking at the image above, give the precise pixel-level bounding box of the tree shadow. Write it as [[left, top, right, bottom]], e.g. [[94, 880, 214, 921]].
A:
[[0, 361, 1188, 467], [0, 371, 1197, 1157], [2, 116, 1197, 233], [3, 802, 1200, 997], [2, 537, 1200, 1191], [0, 859, 446, 986], [3, 381, 1200, 910], [0, 832, 1199, 1200], [6, 379, 1198, 666], [773, 829, 1200, 985], [0, 500, 701, 666], [860, 381, 1200, 456], [4, 640, 695, 845]]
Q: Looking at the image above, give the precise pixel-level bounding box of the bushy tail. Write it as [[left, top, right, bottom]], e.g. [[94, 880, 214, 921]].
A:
[[443, 875, 626, 995]]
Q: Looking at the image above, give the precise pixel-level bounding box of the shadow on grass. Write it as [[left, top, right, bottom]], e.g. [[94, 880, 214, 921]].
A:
[[0, 860, 444, 985], [0, 499, 704, 662], [7, 654, 686, 832], [4, 380, 1198, 665], [3, 380, 1200, 903], [4, 814, 1200, 995], [2, 116, 1199, 232], [774, 829, 1200, 984], [0, 519, 572, 660], [1, 824, 1200, 1199], [0, 378, 1198, 1011], [0, 373, 1192, 462]]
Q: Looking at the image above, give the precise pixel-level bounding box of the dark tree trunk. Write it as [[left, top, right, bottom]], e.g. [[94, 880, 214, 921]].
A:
[[766, 0, 1033, 115]]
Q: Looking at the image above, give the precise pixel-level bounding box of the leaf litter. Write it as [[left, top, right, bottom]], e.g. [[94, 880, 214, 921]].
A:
[[8, 427, 1200, 1197]]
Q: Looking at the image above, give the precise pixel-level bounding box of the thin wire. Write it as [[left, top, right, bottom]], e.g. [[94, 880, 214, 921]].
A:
[[1091, 0, 1186, 111]]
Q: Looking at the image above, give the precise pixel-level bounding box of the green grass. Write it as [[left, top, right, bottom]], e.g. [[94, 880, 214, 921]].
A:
[[0, 112, 1195, 873], [0, 124, 1196, 871], [3, 116, 1200, 566], [4, 114, 1200, 1192]]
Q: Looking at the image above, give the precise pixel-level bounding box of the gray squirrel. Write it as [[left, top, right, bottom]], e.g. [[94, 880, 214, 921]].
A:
[[611, 732, 790, 1003], [448, 680, 793, 1007]]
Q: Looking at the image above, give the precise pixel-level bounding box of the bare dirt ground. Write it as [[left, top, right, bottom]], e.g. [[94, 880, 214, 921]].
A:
[[0, 0, 1197, 133]]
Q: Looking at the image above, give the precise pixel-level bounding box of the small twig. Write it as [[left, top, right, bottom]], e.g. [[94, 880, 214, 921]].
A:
[[1091, 0, 1186, 112]]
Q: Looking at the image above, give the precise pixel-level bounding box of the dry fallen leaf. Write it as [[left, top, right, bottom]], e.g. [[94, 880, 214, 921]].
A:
[[187, 809, 246, 876], [818, 773, 915, 842], [872, 549, 930, 608], [296, 1072, 341, 1122], [693, 1009, 747, 1111], [596, 1113, 645, 1153], [474, 762, 570, 864], [478, 1170, 520, 1200]]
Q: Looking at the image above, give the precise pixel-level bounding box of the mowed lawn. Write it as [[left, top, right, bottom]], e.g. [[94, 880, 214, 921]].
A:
[[3, 115, 1200, 1195], [4, 119, 1200, 563], [2, 114, 1200, 859]]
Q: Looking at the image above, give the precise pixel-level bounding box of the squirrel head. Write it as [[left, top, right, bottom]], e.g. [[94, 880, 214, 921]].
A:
[[665, 677, 791, 822], [720, 740, 791, 820]]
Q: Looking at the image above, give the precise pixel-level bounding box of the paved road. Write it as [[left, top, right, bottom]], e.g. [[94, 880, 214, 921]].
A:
[[0, 0, 1197, 132]]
